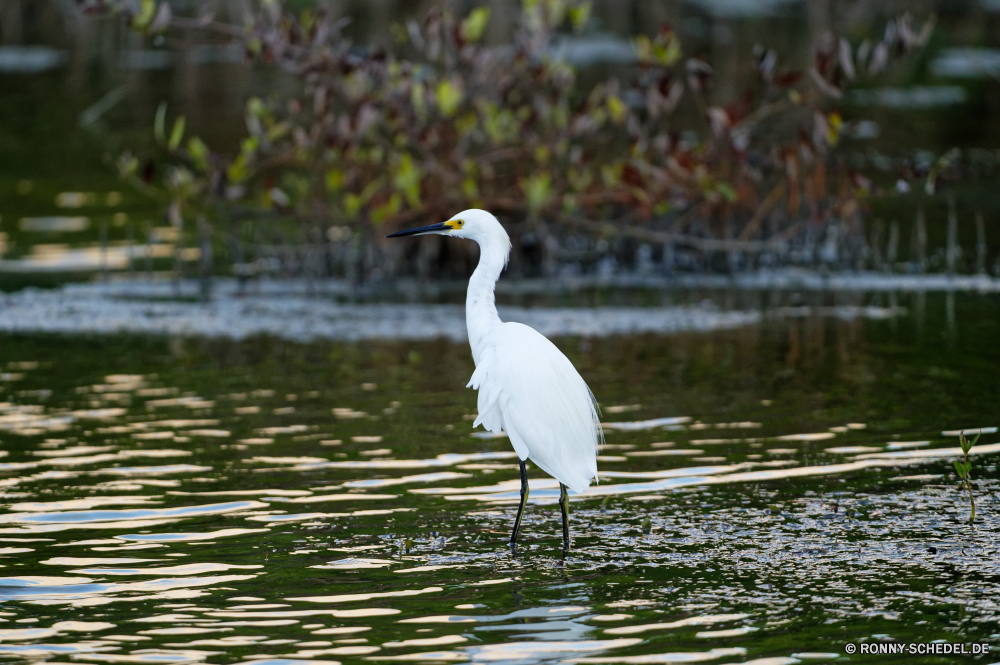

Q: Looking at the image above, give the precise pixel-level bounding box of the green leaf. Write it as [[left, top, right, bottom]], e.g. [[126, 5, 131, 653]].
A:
[[954, 460, 967, 478], [393, 153, 423, 208], [299, 8, 315, 32], [168, 116, 186, 151], [226, 154, 252, 185], [716, 182, 738, 203], [568, 1, 591, 32], [460, 7, 491, 43], [360, 178, 384, 204], [634, 29, 682, 66], [657, 32, 683, 66], [521, 172, 553, 215], [480, 103, 518, 144], [266, 121, 290, 143], [541, 0, 567, 28], [634, 35, 653, 62], [436, 80, 463, 118], [372, 193, 402, 224], [344, 193, 363, 218], [132, 0, 156, 31], [325, 169, 345, 192], [601, 163, 622, 187], [154, 102, 168, 145], [462, 176, 479, 201], [606, 95, 627, 124], [187, 137, 209, 171], [969, 432, 981, 448], [240, 136, 259, 157]]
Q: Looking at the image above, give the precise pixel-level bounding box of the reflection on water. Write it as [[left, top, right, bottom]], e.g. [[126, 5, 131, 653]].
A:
[[0, 292, 996, 663]]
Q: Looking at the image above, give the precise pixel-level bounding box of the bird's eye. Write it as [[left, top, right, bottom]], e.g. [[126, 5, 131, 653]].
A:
[[457, 220, 464, 226]]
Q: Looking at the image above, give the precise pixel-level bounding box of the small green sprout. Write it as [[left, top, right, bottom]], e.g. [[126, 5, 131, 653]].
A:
[[953, 430, 980, 524], [640, 517, 652, 534]]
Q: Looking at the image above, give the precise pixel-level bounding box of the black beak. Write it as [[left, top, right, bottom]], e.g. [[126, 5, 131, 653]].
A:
[[386, 222, 449, 238]]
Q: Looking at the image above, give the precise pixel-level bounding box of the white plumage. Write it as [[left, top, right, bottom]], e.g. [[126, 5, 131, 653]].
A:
[[388, 208, 602, 550], [467, 322, 600, 493]]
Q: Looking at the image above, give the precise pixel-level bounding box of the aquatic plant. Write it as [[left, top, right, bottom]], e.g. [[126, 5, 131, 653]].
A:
[[79, 0, 932, 279], [954, 430, 980, 524]]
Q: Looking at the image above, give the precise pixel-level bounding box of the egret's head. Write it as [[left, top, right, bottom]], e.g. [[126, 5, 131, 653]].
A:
[[387, 209, 509, 247]]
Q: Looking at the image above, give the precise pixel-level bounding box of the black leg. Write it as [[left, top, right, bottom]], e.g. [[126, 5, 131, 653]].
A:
[[559, 483, 570, 554], [510, 460, 529, 548]]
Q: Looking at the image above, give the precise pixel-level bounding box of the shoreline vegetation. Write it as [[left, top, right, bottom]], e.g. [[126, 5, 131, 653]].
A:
[[62, 1, 963, 285]]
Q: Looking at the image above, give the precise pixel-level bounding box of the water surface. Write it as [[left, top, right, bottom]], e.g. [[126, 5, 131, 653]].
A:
[[0, 291, 997, 663]]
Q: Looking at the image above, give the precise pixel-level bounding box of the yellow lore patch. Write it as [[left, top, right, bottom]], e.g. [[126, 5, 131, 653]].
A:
[[444, 219, 465, 229]]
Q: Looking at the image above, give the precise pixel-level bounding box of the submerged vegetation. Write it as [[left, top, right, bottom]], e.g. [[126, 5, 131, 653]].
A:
[[78, 0, 936, 280]]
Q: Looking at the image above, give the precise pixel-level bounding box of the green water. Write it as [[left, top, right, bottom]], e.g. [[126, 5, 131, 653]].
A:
[[0, 292, 997, 664]]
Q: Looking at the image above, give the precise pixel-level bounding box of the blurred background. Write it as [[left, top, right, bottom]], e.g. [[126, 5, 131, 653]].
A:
[[1, 0, 999, 295]]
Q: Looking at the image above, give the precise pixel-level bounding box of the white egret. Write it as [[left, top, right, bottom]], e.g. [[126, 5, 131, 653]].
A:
[[388, 209, 602, 553]]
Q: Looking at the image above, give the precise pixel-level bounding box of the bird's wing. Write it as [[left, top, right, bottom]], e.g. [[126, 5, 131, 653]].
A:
[[467, 323, 601, 493], [467, 343, 512, 439]]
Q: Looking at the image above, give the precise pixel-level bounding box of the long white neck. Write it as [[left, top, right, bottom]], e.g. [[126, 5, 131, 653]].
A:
[[466, 238, 507, 364]]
